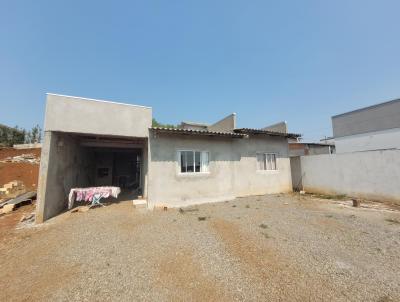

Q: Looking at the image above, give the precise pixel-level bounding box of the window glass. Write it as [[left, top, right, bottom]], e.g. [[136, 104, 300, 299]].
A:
[[179, 150, 209, 173], [180, 151, 187, 173], [270, 154, 276, 170], [195, 151, 201, 172], [201, 151, 209, 172], [186, 151, 194, 172], [267, 154, 272, 170], [257, 153, 277, 170]]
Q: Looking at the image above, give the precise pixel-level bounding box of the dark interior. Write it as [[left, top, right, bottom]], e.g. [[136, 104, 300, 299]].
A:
[[82, 147, 142, 202]]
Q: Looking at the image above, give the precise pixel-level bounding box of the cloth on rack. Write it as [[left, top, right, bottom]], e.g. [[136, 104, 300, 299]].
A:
[[68, 186, 121, 209]]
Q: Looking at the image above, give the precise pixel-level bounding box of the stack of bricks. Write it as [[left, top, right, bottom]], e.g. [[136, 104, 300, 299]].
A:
[[0, 180, 25, 198]]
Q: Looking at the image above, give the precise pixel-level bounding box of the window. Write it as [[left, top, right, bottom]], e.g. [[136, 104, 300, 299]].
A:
[[257, 153, 277, 171], [179, 151, 209, 173]]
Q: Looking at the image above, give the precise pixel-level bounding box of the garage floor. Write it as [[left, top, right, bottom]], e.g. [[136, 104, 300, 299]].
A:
[[1, 194, 399, 301]]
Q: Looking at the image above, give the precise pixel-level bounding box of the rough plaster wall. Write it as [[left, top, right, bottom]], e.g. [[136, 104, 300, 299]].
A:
[[233, 136, 292, 196], [299, 150, 400, 204], [147, 134, 292, 208], [148, 135, 236, 207], [308, 145, 332, 155], [36, 132, 93, 222], [208, 114, 236, 133]]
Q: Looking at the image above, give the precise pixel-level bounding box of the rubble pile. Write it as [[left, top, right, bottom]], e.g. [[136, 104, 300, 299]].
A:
[[0, 180, 36, 215], [0, 153, 40, 164], [0, 180, 25, 197]]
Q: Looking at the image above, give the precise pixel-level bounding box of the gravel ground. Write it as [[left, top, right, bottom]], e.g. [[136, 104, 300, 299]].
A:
[[0, 193, 399, 301]]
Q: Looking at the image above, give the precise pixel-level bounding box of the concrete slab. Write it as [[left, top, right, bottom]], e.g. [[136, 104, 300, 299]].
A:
[[132, 199, 147, 209]]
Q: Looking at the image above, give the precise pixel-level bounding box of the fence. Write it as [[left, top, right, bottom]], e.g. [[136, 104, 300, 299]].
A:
[[291, 149, 400, 204]]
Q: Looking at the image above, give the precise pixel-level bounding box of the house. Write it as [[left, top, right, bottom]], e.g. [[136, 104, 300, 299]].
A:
[[332, 98, 400, 153], [320, 136, 335, 145], [289, 142, 335, 157], [36, 94, 300, 222]]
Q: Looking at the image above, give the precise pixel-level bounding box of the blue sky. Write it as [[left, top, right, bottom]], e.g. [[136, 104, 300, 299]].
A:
[[1, 0, 399, 141]]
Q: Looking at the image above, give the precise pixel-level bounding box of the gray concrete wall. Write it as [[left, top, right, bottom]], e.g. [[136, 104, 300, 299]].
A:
[[308, 145, 333, 155], [335, 127, 400, 153], [147, 134, 292, 208], [36, 132, 94, 222], [262, 121, 288, 133], [232, 136, 292, 197], [208, 114, 236, 133], [297, 150, 400, 204], [44, 94, 152, 137], [289, 144, 333, 157], [332, 99, 400, 138]]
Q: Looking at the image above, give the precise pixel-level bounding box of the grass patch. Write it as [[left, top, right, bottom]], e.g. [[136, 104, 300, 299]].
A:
[[262, 232, 271, 239], [198, 216, 207, 221], [259, 223, 268, 229], [245, 205, 250, 208], [232, 205, 236, 208], [312, 193, 347, 200]]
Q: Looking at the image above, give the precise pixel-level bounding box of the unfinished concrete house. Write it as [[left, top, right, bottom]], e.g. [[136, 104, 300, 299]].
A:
[[333, 98, 400, 153], [36, 94, 300, 222]]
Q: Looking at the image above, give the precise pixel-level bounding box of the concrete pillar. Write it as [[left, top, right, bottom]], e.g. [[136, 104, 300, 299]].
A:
[[142, 139, 149, 199], [35, 131, 53, 223]]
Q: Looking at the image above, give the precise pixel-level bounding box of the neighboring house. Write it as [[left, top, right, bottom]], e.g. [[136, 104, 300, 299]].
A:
[[332, 98, 400, 153], [36, 94, 300, 222], [289, 142, 335, 157], [320, 136, 335, 145], [179, 121, 209, 131]]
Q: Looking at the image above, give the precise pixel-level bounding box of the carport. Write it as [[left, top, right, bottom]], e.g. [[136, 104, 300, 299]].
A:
[[36, 94, 152, 222]]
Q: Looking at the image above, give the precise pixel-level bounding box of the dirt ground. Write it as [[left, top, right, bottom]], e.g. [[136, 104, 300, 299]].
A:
[[0, 194, 399, 301], [0, 147, 41, 160], [0, 147, 40, 190]]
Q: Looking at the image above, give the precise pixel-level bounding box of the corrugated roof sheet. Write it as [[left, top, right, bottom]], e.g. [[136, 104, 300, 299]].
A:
[[233, 128, 301, 139], [150, 127, 245, 138], [151, 127, 301, 139]]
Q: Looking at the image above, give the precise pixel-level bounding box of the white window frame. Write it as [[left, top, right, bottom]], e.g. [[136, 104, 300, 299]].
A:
[[256, 152, 278, 171], [178, 150, 210, 174]]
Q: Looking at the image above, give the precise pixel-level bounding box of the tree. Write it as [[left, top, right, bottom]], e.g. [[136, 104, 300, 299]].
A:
[[31, 124, 42, 143], [0, 124, 25, 146], [24, 124, 42, 144], [152, 118, 176, 128]]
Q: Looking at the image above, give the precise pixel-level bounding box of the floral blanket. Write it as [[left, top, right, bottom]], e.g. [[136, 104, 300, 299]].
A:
[[68, 186, 121, 209]]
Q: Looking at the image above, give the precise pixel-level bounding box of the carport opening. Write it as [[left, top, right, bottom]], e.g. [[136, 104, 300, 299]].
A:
[[68, 134, 146, 206], [90, 148, 142, 200]]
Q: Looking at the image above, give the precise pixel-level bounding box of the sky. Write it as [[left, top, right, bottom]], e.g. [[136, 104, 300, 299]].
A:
[[1, 0, 400, 141]]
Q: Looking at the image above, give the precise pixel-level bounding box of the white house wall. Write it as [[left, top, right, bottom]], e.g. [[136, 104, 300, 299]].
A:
[[335, 127, 400, 153]]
